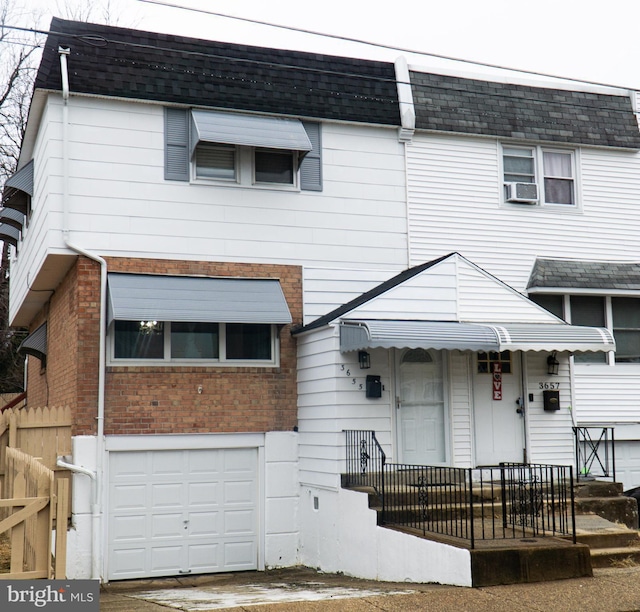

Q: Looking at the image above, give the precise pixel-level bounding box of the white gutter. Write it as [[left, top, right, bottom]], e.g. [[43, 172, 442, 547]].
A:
[[59, 46, 107, 582]]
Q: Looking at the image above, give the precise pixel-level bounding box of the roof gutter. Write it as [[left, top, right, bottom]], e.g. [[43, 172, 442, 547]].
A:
[[59, 46, 107, 582]]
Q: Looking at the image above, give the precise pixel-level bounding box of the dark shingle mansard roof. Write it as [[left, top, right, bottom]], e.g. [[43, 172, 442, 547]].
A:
[[411, 71, 640, 149], [35, 18, 400, 125], [528, 258, 640, 290]]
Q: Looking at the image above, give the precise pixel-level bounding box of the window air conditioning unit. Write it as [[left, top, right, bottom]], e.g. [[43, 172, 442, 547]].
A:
[[505, 182, 538, 204]]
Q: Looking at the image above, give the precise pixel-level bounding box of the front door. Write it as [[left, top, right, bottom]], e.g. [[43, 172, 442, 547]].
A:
[[473, 351, 525, 465], [396, 348, 447, 465]]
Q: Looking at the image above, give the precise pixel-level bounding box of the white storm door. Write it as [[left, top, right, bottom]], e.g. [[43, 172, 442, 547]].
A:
[[397, 348, 447, 465], [108, 447, 258, 580], [473, 351, 525, 465]]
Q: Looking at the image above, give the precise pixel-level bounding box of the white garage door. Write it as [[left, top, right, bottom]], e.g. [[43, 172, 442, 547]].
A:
[[614, 440, 640, 492], [108, 448, 258, 580]]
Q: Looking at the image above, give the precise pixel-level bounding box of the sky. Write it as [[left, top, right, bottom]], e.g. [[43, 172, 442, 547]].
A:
[[12, 0, 640, 91]]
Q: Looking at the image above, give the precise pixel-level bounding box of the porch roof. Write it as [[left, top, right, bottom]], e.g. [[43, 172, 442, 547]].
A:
[[339, 319, 615, 353]]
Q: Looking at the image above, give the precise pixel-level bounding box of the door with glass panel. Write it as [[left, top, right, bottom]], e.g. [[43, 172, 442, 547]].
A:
[[396, 348, 447, 465]]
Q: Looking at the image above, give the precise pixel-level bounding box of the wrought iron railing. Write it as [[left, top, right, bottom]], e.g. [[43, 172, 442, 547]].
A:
[[343, 430, 386, 499], [573, 426, 616, 482], [343, 431, 576, 548]]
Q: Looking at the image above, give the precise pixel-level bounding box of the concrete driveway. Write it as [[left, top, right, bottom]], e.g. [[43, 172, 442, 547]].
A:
[[100, 565, 640, 612]]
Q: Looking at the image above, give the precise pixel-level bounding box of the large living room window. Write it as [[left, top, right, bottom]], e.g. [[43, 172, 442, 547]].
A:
[[113, 321, 275, 364], [107, 273, 291, 367]]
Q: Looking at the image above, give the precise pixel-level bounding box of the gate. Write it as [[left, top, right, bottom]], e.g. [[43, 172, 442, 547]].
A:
[[0, 447, 69, 578]]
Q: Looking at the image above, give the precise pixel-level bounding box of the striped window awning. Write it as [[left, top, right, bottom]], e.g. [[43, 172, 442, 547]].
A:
[[18, 322, 47, 363], [340, 319, 615, 353], [2, 160, 33, 216], [107, 273, 292, 325]]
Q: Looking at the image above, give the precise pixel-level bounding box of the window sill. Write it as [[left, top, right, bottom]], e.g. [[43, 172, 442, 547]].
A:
[[501, 201, 582, 213], [107, 361, 280, 370], [191, 177, 300, 193]]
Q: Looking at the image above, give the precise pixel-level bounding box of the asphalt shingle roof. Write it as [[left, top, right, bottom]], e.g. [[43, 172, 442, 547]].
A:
[[35, 18, 400, 126], [528, 258, 640, 290], [411, 71, 640, 149]]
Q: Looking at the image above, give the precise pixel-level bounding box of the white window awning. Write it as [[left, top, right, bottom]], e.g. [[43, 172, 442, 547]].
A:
[[340, 319, 615, 353], [107, 274, 292, 325], [191, 110, 312, 154]]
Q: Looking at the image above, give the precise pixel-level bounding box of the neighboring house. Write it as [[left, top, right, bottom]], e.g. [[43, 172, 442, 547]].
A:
[[0, 17, 634, 586], [403, 69, 640, 490]]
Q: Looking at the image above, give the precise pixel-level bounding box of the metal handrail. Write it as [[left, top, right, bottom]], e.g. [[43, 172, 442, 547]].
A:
[[343, 431, 576, 548]]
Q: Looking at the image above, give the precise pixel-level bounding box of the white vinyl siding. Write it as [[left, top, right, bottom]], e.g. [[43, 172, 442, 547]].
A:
[[524, 352, 574, 465], [297, 326, 393, 489], [406, 133, 640, 290], [449, 351, 473, 467], [11, 97, 409, 327]]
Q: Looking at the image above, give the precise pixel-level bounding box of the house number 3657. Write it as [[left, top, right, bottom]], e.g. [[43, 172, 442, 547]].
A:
[[539, 382, 560, 390]]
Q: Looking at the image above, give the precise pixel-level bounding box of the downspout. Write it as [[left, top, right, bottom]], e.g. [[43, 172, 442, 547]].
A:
[[59, 46, 107, 582]]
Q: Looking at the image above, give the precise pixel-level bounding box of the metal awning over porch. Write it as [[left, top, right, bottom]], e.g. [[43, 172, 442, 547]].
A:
[[339, 319, 615, 353]]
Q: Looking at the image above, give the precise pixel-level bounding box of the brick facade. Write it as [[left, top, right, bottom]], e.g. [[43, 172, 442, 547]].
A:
[[27, 257, 302, 437]]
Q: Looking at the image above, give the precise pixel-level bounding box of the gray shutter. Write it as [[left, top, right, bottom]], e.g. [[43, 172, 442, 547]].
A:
[[300, 121, 322, 191], [165, 108, 189, 181]]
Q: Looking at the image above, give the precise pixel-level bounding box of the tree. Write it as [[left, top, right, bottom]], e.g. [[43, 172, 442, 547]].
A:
[[0, 0, 42, 393]]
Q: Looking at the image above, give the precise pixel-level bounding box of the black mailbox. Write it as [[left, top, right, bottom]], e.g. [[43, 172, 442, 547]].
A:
[[543, 390, 560, 411], [366, 375, 382, 398]]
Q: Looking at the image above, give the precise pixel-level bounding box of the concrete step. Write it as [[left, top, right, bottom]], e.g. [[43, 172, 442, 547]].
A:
[[589, 546, 640, 568]]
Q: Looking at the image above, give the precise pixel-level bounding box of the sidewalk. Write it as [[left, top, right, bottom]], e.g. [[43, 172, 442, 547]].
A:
[[100, 565, 640, 612]]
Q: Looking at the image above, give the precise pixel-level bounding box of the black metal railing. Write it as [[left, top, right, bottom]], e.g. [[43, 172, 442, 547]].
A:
[[343, 430, 386, 499], [573, 426, 616, 482], [343, 431, 576, 548]]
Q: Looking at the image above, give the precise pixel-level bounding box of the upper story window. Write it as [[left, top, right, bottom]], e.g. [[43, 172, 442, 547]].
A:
[[502, 145, 576, 207], [165, 107, 322, 191], [195, 143, 236, 181]]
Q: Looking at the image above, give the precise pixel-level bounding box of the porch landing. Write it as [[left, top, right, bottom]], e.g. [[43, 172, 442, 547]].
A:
[[383, 520, 592, 587]]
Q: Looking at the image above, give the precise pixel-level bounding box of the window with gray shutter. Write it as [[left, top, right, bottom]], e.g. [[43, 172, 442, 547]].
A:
[[300, 121, 322, 191], [165, 108, 189, 181]]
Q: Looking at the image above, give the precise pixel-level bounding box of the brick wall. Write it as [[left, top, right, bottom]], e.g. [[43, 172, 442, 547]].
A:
[[26, 259, 101, 435], [29, 257, 302, 436]]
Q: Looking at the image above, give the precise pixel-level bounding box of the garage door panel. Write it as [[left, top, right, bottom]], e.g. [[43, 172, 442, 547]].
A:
[[109, 447, 258, 580], [188, 511, 220, 536], [189, 544, 220, 570], [188, 449, 221, 474], [111, 515, 147, 542], [151, 546, 184, 572], [151, 513, 184, 539], [224, 509, 256, 535], [188, 481, 219, 505], [151, 450, 185, 476], [110, 549, 146, 577], [224, 480, 255, 504], [224, 448, 257, 472], [223, 541, 256, 569], [112, 484, 147, 510], [110, 452, 148, 479], [152, 483, 185, 508]]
